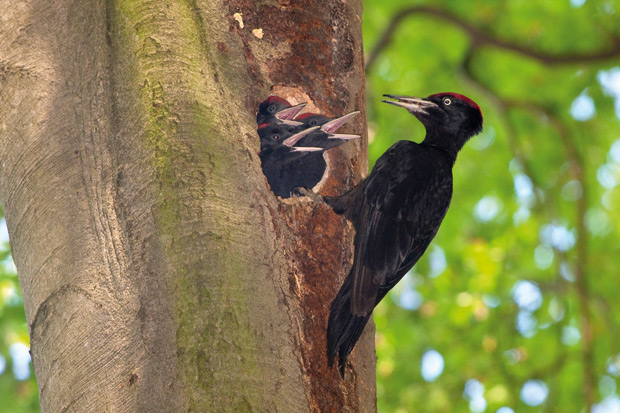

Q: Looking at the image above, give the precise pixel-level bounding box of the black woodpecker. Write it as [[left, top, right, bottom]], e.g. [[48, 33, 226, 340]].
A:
[[325, 93, 483, 377]]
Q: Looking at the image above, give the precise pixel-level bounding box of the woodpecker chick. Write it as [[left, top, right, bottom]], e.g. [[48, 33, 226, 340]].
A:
[[293, 111, 361, 149], [258, 124, 322, 198], [274, 110, 360, 194], [257, 96, 306, 127]]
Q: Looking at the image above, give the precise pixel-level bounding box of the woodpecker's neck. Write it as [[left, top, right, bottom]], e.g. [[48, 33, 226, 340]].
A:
[[419, 142, 455, 165], [422, 119, 477, 163]]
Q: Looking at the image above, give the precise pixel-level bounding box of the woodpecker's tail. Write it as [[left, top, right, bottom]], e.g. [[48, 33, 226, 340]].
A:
[[326, 275, 372, 377]]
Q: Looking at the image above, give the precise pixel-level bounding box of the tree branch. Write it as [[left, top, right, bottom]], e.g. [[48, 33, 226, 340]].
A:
[[458, 46, 547, 194], [366, 5, 620, 72], [368, 6, 600, 409], [505, 102, 594, 411], [457, 37, 595, 411]]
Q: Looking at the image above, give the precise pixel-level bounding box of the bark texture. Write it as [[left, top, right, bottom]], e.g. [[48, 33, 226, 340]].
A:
[[0, 0, 373, 412]]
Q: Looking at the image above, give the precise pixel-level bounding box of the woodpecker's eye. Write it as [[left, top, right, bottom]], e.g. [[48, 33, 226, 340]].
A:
[[268, 105, 276, 112], [443, 98, 452, 106], [310, 120, 318, 126], [273, 134, 280, 140]]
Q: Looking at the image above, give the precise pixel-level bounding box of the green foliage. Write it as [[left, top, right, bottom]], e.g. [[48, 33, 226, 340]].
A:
[[365, 0, 620, 412], [2, 1, 620, 411], [0, 211, 38, 412]]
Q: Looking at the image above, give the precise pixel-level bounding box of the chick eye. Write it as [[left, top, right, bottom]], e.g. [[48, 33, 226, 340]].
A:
[[443, 98, 452, 106], [273, 134, 280, 140], [268, 105, 276, 112]]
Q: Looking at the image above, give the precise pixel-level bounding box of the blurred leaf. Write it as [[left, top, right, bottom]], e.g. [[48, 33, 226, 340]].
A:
[[366, 0, 620, 411]]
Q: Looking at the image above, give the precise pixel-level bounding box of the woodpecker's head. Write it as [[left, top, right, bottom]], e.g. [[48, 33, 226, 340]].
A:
[[295, 113, 328, 127], [258, 124, 320, 151], [293, 111, 361, 148], [257, 96, 306, 126], [383, 93, 483, 150]]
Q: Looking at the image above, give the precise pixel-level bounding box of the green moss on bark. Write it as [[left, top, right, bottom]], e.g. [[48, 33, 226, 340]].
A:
[[109, 0, 268, 410]]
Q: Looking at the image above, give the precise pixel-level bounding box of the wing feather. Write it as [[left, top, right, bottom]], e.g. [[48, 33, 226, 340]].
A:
[[350, 141, 432, 315]]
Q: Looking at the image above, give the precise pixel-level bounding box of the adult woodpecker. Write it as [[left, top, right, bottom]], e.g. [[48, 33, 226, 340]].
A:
[[256, 96, 306, 127], [325, 93, 483, 377], [258, 124, 322, 198]]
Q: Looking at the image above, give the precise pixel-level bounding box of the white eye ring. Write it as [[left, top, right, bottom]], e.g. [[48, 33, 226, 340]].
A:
[[443, 98, 452, 105]]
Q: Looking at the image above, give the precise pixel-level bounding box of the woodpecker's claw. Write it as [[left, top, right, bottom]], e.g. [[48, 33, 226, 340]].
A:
[[292, 187, 325, 203]]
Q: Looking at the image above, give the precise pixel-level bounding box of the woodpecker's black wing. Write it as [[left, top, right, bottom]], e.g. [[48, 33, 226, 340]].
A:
[[325, 92, 483, 376], [353, 140, 453, 314], [327, 140, 454, 375]]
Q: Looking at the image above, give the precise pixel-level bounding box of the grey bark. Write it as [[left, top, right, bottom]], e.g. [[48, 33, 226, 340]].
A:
[[0, 0, 374, 412]]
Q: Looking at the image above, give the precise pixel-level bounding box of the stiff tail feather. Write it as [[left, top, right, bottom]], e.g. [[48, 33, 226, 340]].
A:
[[326, 275, 373, 377]]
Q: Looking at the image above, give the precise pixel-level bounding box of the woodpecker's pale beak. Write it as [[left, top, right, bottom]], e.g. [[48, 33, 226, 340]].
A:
[[275, 102, 307, 125], [382, 95, 438, 115], [282, 125, 320, 147], [328, 134, 360, 140], [321, 111, 360, 134], [291, 147, 323, 152]]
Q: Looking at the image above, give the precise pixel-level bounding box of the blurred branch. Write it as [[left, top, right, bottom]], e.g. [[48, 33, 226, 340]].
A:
[[369, 7, 600, 409], [366, 5, 620, 72], [508, 102, 594, 411], [462, 45, 595, 409], [455, 24, 595, 409], [459, 46, 547, 193]]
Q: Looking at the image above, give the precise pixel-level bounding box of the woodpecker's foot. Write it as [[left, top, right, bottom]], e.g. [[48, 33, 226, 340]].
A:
[[292, 187, 325, 204]]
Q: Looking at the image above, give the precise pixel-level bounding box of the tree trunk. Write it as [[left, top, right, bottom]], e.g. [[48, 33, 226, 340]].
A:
[[0, 1, 374, 412]]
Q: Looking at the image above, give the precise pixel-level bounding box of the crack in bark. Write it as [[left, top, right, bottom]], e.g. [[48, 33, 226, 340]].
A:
[[0, 60, 38, 80], [29, 284, 94, 343]]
